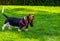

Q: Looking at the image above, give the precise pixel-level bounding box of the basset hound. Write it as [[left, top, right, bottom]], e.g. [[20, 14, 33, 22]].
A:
[[2, 7, 34, 32]]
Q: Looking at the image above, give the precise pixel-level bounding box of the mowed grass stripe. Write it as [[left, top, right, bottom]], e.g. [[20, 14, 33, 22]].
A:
[[0, 6, 60, 41]]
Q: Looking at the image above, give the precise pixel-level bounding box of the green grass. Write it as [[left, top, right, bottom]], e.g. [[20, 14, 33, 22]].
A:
[[0, 6, 60, 41]]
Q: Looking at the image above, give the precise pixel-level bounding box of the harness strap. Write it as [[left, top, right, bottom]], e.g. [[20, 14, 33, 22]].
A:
[[19, 19, 26, 26]]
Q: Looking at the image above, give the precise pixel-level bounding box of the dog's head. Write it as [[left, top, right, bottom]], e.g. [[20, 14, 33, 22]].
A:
[[24, 14, 34, 27], [27, 14, 34, 27]]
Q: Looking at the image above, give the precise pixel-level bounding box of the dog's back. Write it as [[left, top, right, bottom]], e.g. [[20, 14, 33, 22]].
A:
[[5, 17, 20, 26]]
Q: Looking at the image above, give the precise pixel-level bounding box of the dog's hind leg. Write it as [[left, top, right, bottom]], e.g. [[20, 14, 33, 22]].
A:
[[2, 23, 8, 31], [2, 19, 8, 31], [15, 26, 18, 28], [8, 24, 12, 30]]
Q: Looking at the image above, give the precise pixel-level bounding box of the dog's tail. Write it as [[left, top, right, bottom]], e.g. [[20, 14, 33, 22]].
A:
[[2, 6, 8, 18]]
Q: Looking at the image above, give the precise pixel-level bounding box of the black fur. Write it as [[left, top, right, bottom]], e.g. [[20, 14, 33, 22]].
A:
[[2, 13, 34, 29], [3, 13, 26, 28]]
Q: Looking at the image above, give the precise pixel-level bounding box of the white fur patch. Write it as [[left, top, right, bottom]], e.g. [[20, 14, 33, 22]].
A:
[[2, 24, 7, 31], [18, 29, 21, 32], [24, 16, 27, 20], [2, 22, 11, 31], [8, 25, 11, 29], [25, 29, 28, 31], [2, 6, 4, 14], [15, 27, 18, 28]]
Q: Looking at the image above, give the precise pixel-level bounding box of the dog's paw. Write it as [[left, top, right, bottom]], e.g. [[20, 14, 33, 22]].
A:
[[18, 29, 21, 32], [25, 29, 28, 32]]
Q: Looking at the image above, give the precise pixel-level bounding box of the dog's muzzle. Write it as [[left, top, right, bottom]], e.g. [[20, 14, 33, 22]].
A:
[[30, 15, 34, 27], [30, 23, 33, 27]]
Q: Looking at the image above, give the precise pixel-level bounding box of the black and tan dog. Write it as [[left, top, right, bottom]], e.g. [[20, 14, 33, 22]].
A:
[[2, 7, 34, 32]]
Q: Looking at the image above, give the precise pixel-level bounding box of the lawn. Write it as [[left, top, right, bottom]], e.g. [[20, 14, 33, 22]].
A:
[[0, 6, 60, 41]]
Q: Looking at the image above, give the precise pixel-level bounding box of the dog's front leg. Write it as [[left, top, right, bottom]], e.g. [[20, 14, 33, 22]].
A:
[[18, 27, 23, 32], [25, 24, 28, 31]]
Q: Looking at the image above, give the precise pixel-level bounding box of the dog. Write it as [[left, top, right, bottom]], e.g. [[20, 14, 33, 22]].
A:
[[2, 7, 34, 32]]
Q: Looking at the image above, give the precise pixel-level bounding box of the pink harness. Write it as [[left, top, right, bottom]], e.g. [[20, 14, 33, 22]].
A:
[[19, 19, 26, 26]]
